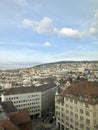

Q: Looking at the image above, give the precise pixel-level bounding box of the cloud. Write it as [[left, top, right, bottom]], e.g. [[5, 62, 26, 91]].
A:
[[89, 10, 98, 37], [22, 19, 37, 28], [22, 17, 56, 34], [94, 10, 98, 18], [58, 28, 82, 39], [52, 51, 98, 61], [22, 10, 98, 39], [92, 41, 98, 45], [14, 0, 28, 6], [22, 17, 83, 39], [43, 42, 51, 47]]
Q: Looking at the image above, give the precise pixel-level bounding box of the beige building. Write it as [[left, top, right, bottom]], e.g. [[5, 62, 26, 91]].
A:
[[55, 81, 98, 130], [1, 82, 57, 118]]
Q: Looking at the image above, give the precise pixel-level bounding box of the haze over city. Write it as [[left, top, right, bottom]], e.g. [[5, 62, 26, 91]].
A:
[[0, 0, 98, 69]]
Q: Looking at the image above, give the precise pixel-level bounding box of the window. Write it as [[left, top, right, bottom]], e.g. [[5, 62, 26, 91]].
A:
[[61, 125, 64, 130], [75, 114, 78, 119], [66, 104, 69, 108], [61, 119, 64, 123], [61, 113, 64, 118], [70, 98, 73, 103], [70, 125, 73, 129], [80, 116, 84, 121], [75, 107, 78, 112], [70, 111, 73, 116], [85, 103, 89, 108], [86, 119, 90, 125], [94, 120, 96, 124], [80, 102, 83, 106], [85, 111, 90, 116], [86, 127, 90, 130], [66, 97, 68, 101], [70, 118, 73, 122], [66, 116, 69, 121], [80, 109, 83, 114], [70, 106, 73, 109], [75, 121, 78, 126], [61, 108, 64, 111], [80, 124, 84, 129], [66, 122, 69, 126], [58, 122, 60, 129], [66, 109, 69, 114], [74, 100, 78, 104]]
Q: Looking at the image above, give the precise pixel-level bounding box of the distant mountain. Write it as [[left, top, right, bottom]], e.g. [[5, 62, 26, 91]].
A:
[[0, 60, 98, 70], [0, 62, 42, 70], [33, 60, 98, 68]]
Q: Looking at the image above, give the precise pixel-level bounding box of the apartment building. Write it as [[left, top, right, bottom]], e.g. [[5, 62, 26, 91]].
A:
[[55, 81, 98, 130], [1, 82, 57, 118]]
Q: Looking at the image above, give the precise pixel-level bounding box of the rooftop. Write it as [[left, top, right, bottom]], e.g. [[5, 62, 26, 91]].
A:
[[0, 110, 32, 130], [3, 82, 56, 95], [0, 119, 20, 130], [9, 110, 31, 125], [60, 81, 98, 104], [1, 101, 17, 113]]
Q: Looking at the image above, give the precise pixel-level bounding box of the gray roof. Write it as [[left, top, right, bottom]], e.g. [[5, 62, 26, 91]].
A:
[[3, 82, 56, 96]]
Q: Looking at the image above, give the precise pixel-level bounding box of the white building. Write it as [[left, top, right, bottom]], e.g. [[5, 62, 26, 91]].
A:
[[55, 81, 98, 130], [1, 82, 57, 118]]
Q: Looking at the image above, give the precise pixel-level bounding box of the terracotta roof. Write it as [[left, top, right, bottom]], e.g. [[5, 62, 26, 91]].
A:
[[69, 81, 98, 96], [60, 81, 98, 104], [1, 101, 17, 113], [0, 110, 32, 130], [0, 119, 19, 130], [9, 110, 32, 130], [9, 109, 31, 125], [4, 82, 56, 95]]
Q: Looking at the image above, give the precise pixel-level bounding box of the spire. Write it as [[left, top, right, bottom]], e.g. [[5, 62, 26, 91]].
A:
[[55, 87, 59, 96]]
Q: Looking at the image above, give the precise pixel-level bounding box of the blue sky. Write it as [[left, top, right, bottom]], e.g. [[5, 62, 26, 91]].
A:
[[0, 0, 98, 65]]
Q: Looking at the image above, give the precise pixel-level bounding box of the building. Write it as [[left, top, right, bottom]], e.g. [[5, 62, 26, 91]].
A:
[[55, 81, 98, 130], [0, 100, 17, 120], [0, 101, 32, 130], [1, 82, 57, 118], [0, 109, 32, 130]]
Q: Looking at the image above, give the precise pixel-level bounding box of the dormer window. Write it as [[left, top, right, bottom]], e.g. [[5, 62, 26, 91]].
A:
[[92, 97, 96, 102], [80, 96, 84, 100], [85, 97, 88, 101], [96, 96, 98, 101]]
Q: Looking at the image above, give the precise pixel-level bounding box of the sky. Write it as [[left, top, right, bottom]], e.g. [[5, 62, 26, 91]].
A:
[[0, 0, 98, 66]]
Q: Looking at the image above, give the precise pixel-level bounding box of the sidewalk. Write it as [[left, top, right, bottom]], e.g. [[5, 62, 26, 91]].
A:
[[32, 118, 51, 130], [32, 118, 58, 130]]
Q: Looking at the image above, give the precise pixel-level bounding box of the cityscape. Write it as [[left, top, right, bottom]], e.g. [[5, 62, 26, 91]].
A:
[[0, 0, 98, 130], [0, 61, 98, 130]]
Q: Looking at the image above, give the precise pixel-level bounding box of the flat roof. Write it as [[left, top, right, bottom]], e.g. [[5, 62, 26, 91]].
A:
[[3, 82, 56, 96]]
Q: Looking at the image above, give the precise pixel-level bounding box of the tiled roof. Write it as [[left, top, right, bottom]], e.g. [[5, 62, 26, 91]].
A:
[[69, 81, 98, 96], [3, 82, 56, 95], [9, 109, 31, 125], [0, 110, 32, 130], [60, 81, 98, 104], [1, 101, 17, 113], [9, 110, 32, 130], [0, 119, 20, 130]]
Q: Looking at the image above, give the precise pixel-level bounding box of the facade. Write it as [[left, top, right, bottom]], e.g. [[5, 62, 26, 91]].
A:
[[55, 81, 98, 130], [1, 82, 56, 118]]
